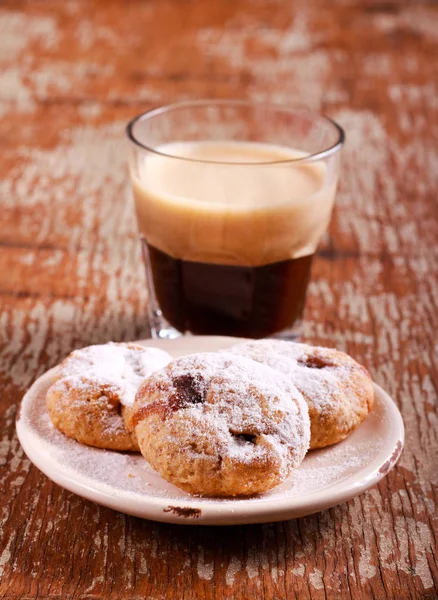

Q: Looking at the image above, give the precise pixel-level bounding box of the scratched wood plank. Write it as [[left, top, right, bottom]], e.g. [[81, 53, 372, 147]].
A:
[[0, 0, 437, 599]]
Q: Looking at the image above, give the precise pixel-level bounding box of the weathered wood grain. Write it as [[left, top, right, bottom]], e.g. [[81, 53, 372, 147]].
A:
[[0, 0, 437, 598]]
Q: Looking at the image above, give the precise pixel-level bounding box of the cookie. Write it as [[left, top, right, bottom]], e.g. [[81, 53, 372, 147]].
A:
[[227, 340, 374, 450], [46, 342, 172, 451], [132, 352, 310, 497]]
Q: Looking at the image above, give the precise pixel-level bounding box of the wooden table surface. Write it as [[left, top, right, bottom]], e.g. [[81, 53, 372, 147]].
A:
[[1, 0, 437, 598]]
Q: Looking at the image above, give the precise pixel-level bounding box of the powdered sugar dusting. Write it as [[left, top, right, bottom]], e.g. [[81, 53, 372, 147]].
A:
[[17, 363, 400, 514], [226, 340, 366, 415], [135, 352, 311, 480], [52, 342, 172, 407]]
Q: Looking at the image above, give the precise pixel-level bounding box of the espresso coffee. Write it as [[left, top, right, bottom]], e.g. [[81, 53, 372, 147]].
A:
[[131, 141, 337, 337], [143, 243, 313, 337]]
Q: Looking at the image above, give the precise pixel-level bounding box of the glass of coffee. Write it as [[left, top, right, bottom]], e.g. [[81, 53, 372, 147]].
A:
[[127, 100, 344, 340]]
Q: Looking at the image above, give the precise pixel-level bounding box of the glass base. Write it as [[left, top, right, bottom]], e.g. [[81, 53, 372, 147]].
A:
[[270, 321, 302, 341], [149, 307, 182, 340], [149, 311, 302, 341]]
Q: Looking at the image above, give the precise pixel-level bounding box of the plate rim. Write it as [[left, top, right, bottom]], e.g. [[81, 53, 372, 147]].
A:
[[16, 336, 405, 525]]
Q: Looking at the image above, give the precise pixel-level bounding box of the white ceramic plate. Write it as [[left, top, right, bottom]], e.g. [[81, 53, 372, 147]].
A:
[[16, 336, 404, 525]]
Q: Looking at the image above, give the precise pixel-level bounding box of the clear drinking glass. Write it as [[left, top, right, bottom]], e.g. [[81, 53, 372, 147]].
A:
[[126, 100, 344, 340]]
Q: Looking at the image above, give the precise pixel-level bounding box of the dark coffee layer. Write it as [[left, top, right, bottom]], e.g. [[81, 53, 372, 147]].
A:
[[144, 242, 313, 338]]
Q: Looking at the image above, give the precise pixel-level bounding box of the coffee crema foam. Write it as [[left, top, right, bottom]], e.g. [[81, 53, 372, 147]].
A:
[[131, 141, 337, 267]]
